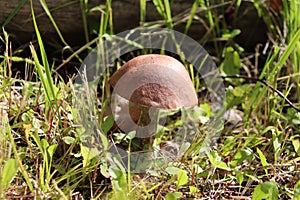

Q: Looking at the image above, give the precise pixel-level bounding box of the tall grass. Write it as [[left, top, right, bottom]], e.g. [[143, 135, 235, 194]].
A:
[[152, 0, 173, 29], [30, 0, 61, 126], [1, 0, 300, 199], [253, 0, 300, 102], [282, 0, 300, 100], [0, 105, 20, 197]]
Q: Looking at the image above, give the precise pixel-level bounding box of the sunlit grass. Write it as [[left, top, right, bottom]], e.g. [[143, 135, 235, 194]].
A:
[[0, 0, 300, 199]]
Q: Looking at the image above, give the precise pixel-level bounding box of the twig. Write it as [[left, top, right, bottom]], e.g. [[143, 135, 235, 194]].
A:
[[222, 75, 300, 112]]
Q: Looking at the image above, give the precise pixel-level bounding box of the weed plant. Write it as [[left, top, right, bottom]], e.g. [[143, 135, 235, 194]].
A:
[[0, 0, 300, 199]]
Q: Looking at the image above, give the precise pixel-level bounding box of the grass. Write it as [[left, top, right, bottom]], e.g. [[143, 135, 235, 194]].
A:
[[1, 0, 300, 199]]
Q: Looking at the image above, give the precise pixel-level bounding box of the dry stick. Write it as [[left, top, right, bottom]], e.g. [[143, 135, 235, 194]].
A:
[[222, 75, 300, 112]]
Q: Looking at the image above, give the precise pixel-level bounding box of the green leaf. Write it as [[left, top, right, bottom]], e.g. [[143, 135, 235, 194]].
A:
[[41, 138, 49, 151], [1, 159, 18, 190], [166, 166, 180, 175], [127, 131, 136, 140], [252, 181, 278, 200], [100, 163, 110, 178], [199, 103, 213, 117], [233, 86, 245, 97], [272, 130, 281, 161], [230, 149, 253, 167], [165, 192, 182, 200], [233, 51, 241, 67], [222, 29, 241, 39], [102, 115, 114, 134], [108, 167, 128, 199], [292, 139, 300, 156], [225, 86, 244, 108], [294, 180, 300, 199], [256, 148, 268, 167], [257, 148, 269, 175], [189, 186, 198, 195], [208, 150, 231, 171], [177, 170, 188, 188], [47, 144, 58, 160], [236, 171, 244, 185], [80, 145, 98, 167], [221, 47, 242, 84], [114, 133, 127, 141], [222, 56, 240, 75], [109, 167, 123, 180], [222, 136, 235, 156], [292, 118, 300, 125], [62, 136, 75, 145], [99, 130, 109, 151], [166, 167, 188, 188], [189, 104, 212, 124], [231, 29, 241, 38]]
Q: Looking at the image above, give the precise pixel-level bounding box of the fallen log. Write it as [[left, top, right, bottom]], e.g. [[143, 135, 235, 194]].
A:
[[1, 0, 268, 50]]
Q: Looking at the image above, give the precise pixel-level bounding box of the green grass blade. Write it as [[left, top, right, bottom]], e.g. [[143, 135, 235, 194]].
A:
[[1, 0, 27, 28], [246, 29, 300, 122], [99, 0, 113, 35], [140, 0, 147, 25], [245, 47, 279, 123], [163, 0, 173, 29], [185, 0, 200, 34], [31, 0, 56, 101], [39, 0, 68, 46], [0, 158, 17, 193], [80, 0, 90, 43], [6, 125, 34, 192], [275, 29, 300, 73], [152, 0, 166, 18], [38, 0, 83, 64], [30, 0, 62, 124], [29, 45, 53, 104]]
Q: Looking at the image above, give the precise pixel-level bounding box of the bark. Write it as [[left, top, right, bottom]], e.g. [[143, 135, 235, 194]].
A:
[[0, 0, 267, 50]]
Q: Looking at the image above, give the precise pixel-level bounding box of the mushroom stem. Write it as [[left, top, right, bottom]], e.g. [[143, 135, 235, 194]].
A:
[[134, 105, 159, 151]]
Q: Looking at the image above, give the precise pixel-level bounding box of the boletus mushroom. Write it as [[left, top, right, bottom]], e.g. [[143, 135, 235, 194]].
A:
[[109, 54, 198, 150]]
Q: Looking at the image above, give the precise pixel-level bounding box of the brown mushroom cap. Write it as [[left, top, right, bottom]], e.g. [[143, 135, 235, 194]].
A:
[[109, 54, 198, 110]]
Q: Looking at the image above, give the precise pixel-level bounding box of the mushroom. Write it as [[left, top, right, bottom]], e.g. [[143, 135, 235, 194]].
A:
[[109, 54, 198, 150]]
